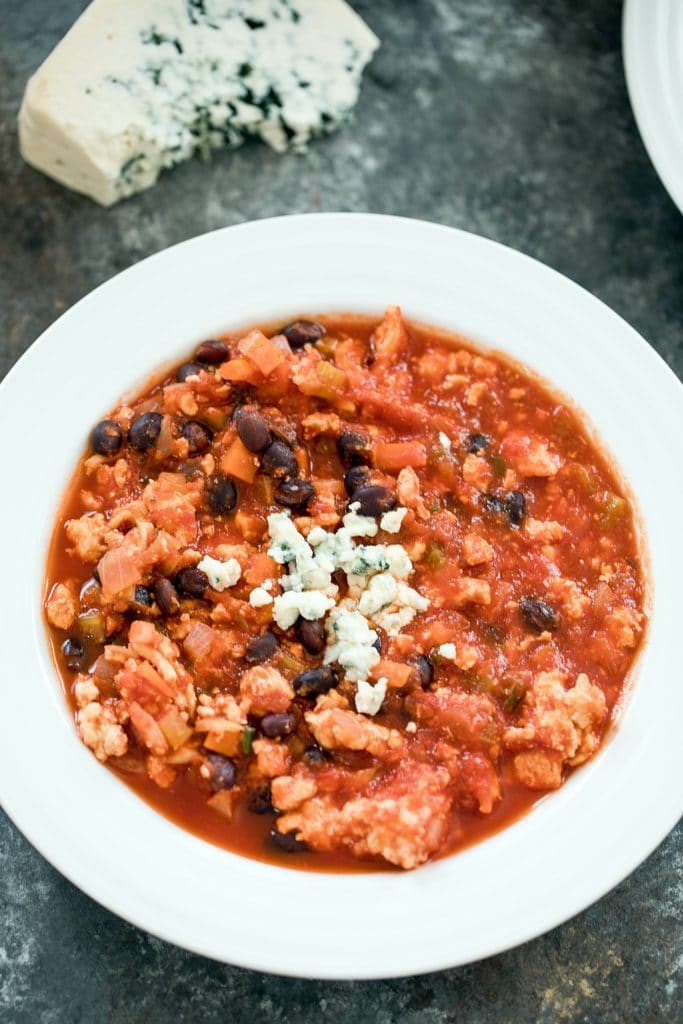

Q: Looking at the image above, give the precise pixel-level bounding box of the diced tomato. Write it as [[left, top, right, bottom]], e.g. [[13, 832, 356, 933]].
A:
[[371, 659, 413, 688], [244, 553, 278, 587], [374, 441, 427, 471], [238, 330, 287, 376], [220, 437, 259, 483], [203, 725, 242, 757], [97, 547, 140, 598], [207, 788, 237, 820], [219, 357, 260, 384]]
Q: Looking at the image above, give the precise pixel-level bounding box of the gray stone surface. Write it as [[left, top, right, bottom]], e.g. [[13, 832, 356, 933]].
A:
[[0, 0, 681, 1019]]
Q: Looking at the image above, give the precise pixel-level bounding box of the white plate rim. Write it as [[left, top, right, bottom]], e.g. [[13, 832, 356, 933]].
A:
[[623, 0, 683, 214], [0, 212, 681, 979]]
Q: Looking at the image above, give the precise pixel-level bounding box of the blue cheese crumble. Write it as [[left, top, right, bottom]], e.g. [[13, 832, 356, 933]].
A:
[[197, 553, 241, 591], [355, 677, 388, 716], [18, 0, 380, 205], [264, 509, 430, 713]]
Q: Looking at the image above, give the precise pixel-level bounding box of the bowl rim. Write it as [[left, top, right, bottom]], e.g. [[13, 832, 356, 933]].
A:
[[1, 212, 682, 979], [623, 0, 683, 215]]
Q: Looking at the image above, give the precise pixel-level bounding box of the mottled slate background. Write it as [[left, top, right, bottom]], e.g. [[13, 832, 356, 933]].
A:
[[0, 0, 681, 1020]]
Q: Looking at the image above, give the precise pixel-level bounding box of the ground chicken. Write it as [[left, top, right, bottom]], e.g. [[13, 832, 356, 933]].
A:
[[252, 739, 291, 778], [504, 670, 607, 787], [413, 688, 502, 756], [65, 512, 123, 563], [452, 577, 491, 608], [239, 665, 294, 715], [524, 518, 565, 543], [77, 702, 128, 762], [462, 532, 494, 566], [271, 773, 318, 811], [462, 454, 493, 490], [605, 606, 643, 649], [512, 750, 564, 790], [372, 305, 408, 369], [45, 583, 77, 630], [305, 702, 403, 757], [300, 411, 344, 439], [73, 675, 99, 708], [276, 763, 453, 869], [545, 577, 590, 621], [502, 430, 561, 478], [396, 466, 429, 519], [142, 473, 200, 545]]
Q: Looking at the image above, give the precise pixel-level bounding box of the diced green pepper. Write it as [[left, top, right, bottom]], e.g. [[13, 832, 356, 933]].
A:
[[78, 609, 106, 644], [596, 492, 629, 529], [201, 408, 229, 432], [460, 671, 497, 696], [315, 336, 338, 359], [424, 540, 446, 568], [488, 453, 506, 479], [571, 462, 598, 496], [551, 406, 575, 440], [241, 726, 256, 755], [503, 680, 526, 712]]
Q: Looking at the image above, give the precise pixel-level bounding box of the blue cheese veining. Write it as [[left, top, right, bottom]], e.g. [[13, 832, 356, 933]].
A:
[[18, 0, 379, 205]]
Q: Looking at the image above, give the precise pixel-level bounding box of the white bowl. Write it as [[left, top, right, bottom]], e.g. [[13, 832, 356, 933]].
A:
[[623, 0, 683, 214], [1, 214, 681, 979]]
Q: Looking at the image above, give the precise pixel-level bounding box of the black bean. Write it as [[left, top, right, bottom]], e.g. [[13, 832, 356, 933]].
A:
[[337, 429, 371, 467], [91, 419, 123, 456], [154, 578, 181, 616], [293, 666, 337, 698], [415, 654, 433, 688], [175, 566, 209, 598], [260, 712, 296, 739], [261, 440, 298, 480], [296, 618, 326, 655], [304, 745, 329, 765], [248, 784, 274, 814], [275, 478, 315, 510], [466, 433, 491, 454], [481, 493, 507, 517], [177, 460, 203, 479], [267, 418, 299, 448], [206, 474, 238, 515], [343, 465, 371, 497], [519, 596, 560, 633], [196, 339, 229, 364], [133, 585, 154, 607], [62, 637, 84, 672], [481, 490, 526, 528], [268, 827, 309, 853], [229, 387, 255, 413], [128, 412, 162, 452], [205, 753, 236, 791], [235, 407, 271, 453], [281, 319, 325, 349], [351, 485, 397, 517], [372, 636, 382, 653], [181, 419, 213, 455], [245, 631, 279, 664], [176, 362, 202, 382], [505, 490, 526, 527]]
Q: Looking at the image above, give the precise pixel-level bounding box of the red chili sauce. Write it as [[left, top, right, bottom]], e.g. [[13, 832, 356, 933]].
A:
[[44, 309, 646, 871]]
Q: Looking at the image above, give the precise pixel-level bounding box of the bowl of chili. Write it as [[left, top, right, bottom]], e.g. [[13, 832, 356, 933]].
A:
[[0, 214, 681, 977]]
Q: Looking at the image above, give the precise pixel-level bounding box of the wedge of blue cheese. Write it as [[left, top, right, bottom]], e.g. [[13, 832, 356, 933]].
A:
[[18, 0, 379, 205]]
